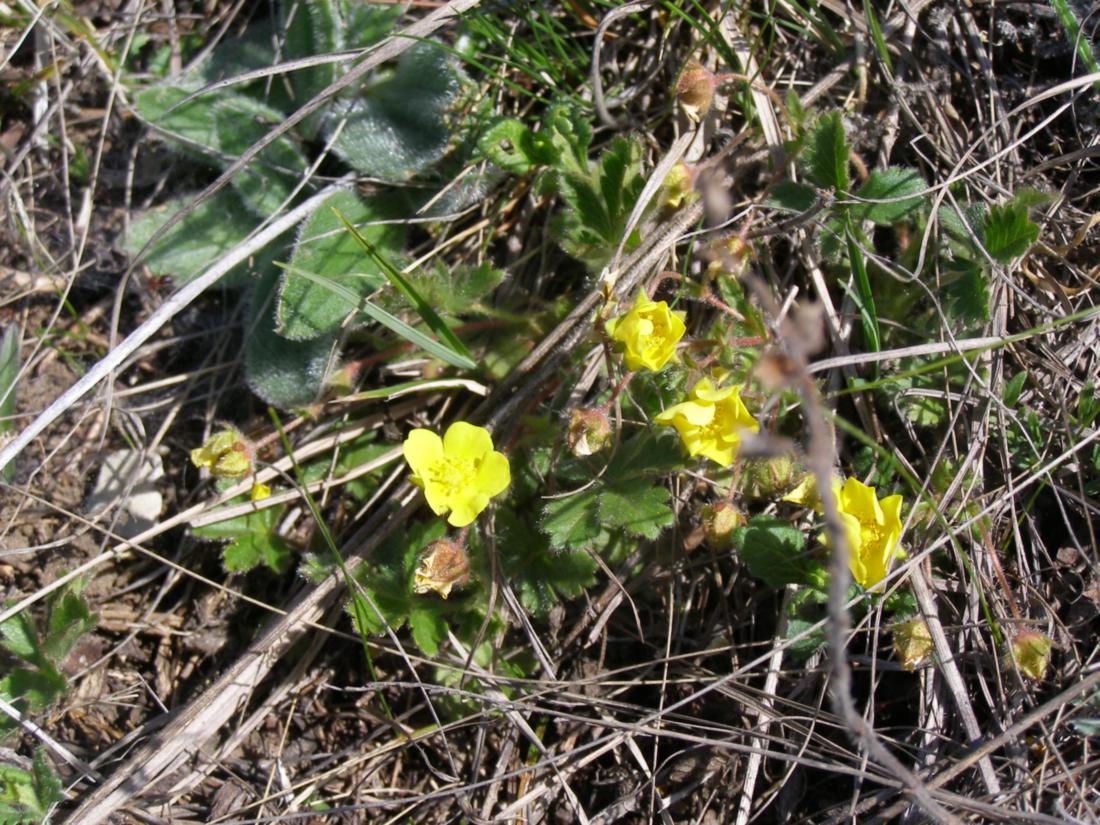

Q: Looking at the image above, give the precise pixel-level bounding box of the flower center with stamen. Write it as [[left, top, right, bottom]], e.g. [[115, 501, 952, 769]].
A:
[[428, 456, 475, 499]]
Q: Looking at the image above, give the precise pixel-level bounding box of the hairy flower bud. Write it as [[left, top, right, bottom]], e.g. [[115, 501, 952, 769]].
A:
[[676, 60, 716, 122], [1010, 631, 1052, 681], [567, 408, 612, 457], [661, 162, 697, 210], [742, 457, 800, 500], [893, 619, 933, 671], [413, 540, 470, 599], [190, 429, 252, 479], [701, 501, 745, 548]]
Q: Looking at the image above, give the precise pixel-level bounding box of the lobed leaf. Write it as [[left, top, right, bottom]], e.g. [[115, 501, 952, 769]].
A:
[[734, 516, 823, 588], [850, 167, 926, 225], [802, 111, 849, 192]]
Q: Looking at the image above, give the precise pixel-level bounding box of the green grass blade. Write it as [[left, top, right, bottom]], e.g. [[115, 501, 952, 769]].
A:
[[333, 209, 477, 370], [844, 224, 881, 372], [0, 326, 19, 483], [863, 0, 894, 76], [1050, 0, 1100, 88]]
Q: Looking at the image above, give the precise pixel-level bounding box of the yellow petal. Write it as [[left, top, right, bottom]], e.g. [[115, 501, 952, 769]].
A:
[[446, 493, 485, 527], [477, 450, 511, 498], [402, 429, 444, 485], [442, 421, 493, 462]]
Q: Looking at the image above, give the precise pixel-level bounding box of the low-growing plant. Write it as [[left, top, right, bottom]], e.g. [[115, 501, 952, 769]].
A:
[[0, 582, 97, 733]]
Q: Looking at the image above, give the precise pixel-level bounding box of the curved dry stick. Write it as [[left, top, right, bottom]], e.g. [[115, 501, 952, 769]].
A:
[[590, 0, 652, 129]]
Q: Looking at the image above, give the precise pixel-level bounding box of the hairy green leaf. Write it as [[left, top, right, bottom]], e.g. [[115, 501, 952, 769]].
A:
[[734, 516, 823, 588], [981, 202, 1039, 263], [123, 190, 259, 287], [765, 180, 818, 214], [135, 85, 309, 215], [193, 500, 292, 574], [541, 487, 602, 550], [850, 167, 926, 225], [599, 479, 673, 540], [327, 43, 466, 182], [276, 190, 401, 340], [0, 749, 64, 824], [943, 258, 990, 327], [247, 270, 337, 408], [802, 111, 849, 192]]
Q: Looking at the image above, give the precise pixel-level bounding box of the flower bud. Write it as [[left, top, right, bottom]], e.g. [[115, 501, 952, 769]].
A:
[[676, 61, 716, 122], [701, 501, 745, 548], [567, 408, 612, 457], [190, 429, 252, 479], [413, 540, 470, 599], [661, 162, 697, 211], [742, 457, 800, 500], [706, 236, 750, 281], [1010, 631, 1052, 681], [892, 619, 933, 671]]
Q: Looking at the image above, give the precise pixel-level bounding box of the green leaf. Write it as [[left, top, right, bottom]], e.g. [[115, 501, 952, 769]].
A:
[[403, 262, 505, 316], [123, 190, 259, 286], [541, 487, 602, 550], [213, 103, 309, 215], [0, 612, 38, 662], [41, 589, 96, 665], [348, 519, 445, 642], [246, 269, 336, 408], [938, 201, 987, 243], [802, 111, 849, 192], [552, 136, 646, 270], [276, 190, 401, 340], [765, 180, 818, 214], [499, 508, 597, 615], [3, 666, 66, 711], [784, 587, 829, 660], [543, 104, 592, 178], [943, 257, 990, 328], [479, 118, 536, 174], [734, 516, 823, 588], [850, 167, 926, 225], [327, 43, 466, 182], [1003, 371, 1028, 407], [335, 210, 476, 370], [1076, 382, 1100, 427], [135, 84, 309, 215], [193, 500, 293, 574], [0, 748, 63, 823], [599, 478, 673, 540], [408, 604, 447, 656], [980, 201, 1039, 263], [863, 0, 894, 75], [606, 429, 685, 481]]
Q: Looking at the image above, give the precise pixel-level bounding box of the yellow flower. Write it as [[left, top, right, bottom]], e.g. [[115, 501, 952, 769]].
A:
[[655, 378, 758, 467], [250, 482, 272, 502], [402, 422, 511, 527], [834, 477, 905, 589], [190, 429, 251, 478], [605, 292, 686, 372]]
